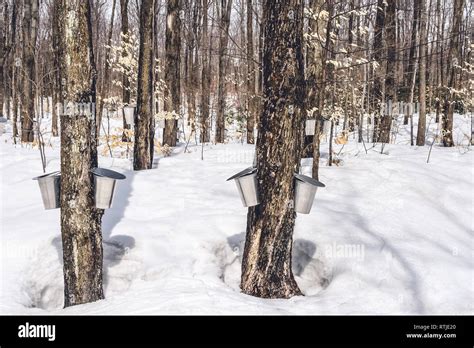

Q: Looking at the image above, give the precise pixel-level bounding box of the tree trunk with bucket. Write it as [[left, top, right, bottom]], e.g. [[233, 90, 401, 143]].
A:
[[241, 0, 305, 299], [59, 0, 104, 307]]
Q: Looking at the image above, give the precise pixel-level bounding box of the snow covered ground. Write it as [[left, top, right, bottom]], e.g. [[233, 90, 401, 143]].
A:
[[0, 112, 472, 314]]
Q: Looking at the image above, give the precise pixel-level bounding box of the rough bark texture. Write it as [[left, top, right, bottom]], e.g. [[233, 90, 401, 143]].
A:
[[133, 0, 154, 170], [416, 0, 427, 146], [51, 0, 65, 137], [200, 0, 210, 143], [20, 0, 39, 143], [378, 0, 396, 144], [120, 0, 131, 142], [371, 0, 385, 143], [0, 1, 5, 117], [442, 0, 464, 147], [215, 0, 232, 143], [246, 0, 256, 144], [163, 0, 181, 146], [405, 0, 419, 125], [60, 0, 103, 308], [241, 0, 305, 299]]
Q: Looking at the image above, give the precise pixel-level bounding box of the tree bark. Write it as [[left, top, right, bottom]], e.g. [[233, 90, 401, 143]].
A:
[[0, 0, 6, 118], [97, 0, 116, 138], [378, 0, 396, 144], [163, 0, 181, 146], [416, 0, 427, 146], [371, 0, 385, 143], [200, 0, 210, 143], [241, 0, 305, 299], [246, 0, 256, 144], [133, 0, 154, 170], [404, 0, 419, 125], [51, 0, 65, 137], [442, 0, 464, 147], [311, 0, 334, 179], [215, 0, 232, 143], [20, 0, 39, 143], [59, 0, 103, 308], [120, 0, 131, 142]]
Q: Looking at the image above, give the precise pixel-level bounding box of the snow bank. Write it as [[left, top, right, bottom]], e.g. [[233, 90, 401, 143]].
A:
[[0, 113, 472, 314]]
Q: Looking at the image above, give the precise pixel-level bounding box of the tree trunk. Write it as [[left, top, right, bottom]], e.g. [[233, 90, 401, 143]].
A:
[[163, 0, 181, 146], [97, 0, 116, 138], [416, 0, 427, 146], [311, 0, 334, 179], [371, 0, 385, 143], [133, 0, 154, 170], [120, 0, 131, 142], [241, 0, 305, 299], [215, 0, 232, 143], [20, 0, 39, 143], [200, 0, 210, 143], [378, 0, 396, 144], [59, 0, 103, 308], [405, 0, 419, 125], [246, 0, 256, 144], [51, 0, 64, 137], [442, 0, 464, 147], [0, 0, 6, 118]]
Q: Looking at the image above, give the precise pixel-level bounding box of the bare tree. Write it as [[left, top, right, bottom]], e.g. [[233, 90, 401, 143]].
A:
[[200, 0, 210, 143], [134, 0, 154, 170], [20, 0, 39, 143], [215, 0, 232, 143], [416, 0, 427, 146], [246, 0, 256, 144], [442, 0, 465, 147], [0, 0, 6, 118], [241, 0, 306, 299], [120, 0, 132, 142], [163, 0, 181, 146], [59, 0, 103, 307], [378, 0, 396, 144]]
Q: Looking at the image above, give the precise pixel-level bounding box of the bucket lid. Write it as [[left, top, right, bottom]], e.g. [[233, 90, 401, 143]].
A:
[[226, 167, 257, 181], [91, 168, 126, 180], [294, 173, 325, 187], [32, 171, 61, 180]]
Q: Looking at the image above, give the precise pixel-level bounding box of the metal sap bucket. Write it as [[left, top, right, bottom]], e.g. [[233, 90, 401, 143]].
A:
[[33, 171, 61, 210], [91, 168, 126, 209], [294, 173, 325, 214], [123, 105, 135, 125], [227, 167, 260, 207], [305, 119, 316, 136]]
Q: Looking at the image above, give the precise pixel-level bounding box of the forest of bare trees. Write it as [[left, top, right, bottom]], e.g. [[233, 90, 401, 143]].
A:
[[0, 0, 472, 308]]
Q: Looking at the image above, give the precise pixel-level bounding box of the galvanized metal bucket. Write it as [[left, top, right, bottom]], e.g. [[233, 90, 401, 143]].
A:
[[294, 173, 325, 214], [227, 167, 260, 207], [33, 171, 61, 210], [305, 119, 316, 136], [91, 168, 126, 209], [123, 105, 135, 125]]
